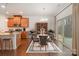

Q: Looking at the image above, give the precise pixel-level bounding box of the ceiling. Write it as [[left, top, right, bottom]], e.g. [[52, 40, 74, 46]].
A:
[[0, 3, 70, 16]]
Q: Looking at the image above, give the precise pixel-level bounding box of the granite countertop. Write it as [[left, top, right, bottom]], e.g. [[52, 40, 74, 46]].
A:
[[0, 32, 11, 35], [0, 31, 21, 36]]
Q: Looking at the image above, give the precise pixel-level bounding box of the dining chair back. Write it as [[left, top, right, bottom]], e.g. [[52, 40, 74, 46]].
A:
[[39, 36, 48, 45]]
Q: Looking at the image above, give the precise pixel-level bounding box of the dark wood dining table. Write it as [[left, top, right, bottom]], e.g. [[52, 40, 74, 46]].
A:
[[37, 34, 50, 39]]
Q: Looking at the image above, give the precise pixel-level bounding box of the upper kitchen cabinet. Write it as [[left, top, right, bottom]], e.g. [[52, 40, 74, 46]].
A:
[[13, 15, 22, 26], [21, 18, 29, 28], [8, 18, 14, 27], [7, 15, 29, 28]]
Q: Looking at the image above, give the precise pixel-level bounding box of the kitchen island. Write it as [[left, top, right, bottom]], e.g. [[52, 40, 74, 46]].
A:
[[11, 32, 21, 49], [0, 32, 21, 50]]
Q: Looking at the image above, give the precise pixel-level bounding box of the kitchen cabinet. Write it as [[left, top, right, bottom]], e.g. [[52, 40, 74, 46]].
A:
[[7, 15, 29, 28], [21, 18, 29, 27], [7, 18, 14, 27], [21, 31, 28, 39], [13, 15, 22, 25]]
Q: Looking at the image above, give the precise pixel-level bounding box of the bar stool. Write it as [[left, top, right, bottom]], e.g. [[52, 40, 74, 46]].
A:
[[3, 38, 13, 55]]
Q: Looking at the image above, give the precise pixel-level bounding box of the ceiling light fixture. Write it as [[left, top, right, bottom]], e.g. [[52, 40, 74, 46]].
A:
[[40, 17, 48, 22], [19, 11, 23, 14], [6, 11, 9, 14], [1, 5, 6, 8], [40, 8, 48, 22]]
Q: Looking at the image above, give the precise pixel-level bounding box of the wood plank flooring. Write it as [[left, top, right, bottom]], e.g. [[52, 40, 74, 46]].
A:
[[0, 39, 72, 56]]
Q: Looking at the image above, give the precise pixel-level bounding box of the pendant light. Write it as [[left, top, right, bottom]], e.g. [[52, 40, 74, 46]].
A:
[[40, 7, 48, 22]]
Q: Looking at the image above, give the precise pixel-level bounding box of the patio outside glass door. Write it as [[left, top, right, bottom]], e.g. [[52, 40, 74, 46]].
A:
[[57, 20, 64, 43], [63, 15, 72, 49], [57, 15, 72, 50]]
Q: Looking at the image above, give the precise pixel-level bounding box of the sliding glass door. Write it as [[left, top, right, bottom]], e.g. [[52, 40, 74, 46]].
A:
[[57, 20, 64, 43], [57, 15, 72, 49], [64, 15, 72, 49]]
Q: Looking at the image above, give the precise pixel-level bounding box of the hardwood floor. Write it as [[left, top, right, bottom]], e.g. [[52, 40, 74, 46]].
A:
[[0, 38, 72, 56]]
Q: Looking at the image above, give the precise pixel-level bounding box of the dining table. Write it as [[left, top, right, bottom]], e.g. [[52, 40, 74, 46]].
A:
[[37, 34, 50, 42], [37, 34, 50, 39]]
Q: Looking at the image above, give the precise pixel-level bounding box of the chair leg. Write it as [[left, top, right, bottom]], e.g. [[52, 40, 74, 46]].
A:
[[0, 40, 3, 56], [3, 40, 6, 56], [32, 42, 34, 51], [45, 45, 46, 51], [9, 40, 11, 55], [9, 40, 10, 50], [11, 40, 13, 55], [40, 45, 41, 51], [11, 40, 13, 50]]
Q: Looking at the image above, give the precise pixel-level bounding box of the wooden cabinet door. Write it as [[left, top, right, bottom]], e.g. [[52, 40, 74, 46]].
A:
[[7, 15, 29, 28], [13, 15, 21, 25], [21, 18, 29, 27], [7, 18, 14, 27], [21, 31, 27, 39]]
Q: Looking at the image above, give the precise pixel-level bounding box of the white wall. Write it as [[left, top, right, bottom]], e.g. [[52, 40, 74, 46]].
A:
[[28, 16, 55, 31], [0, 14, 8, 32], [56, 4, 72, 20]]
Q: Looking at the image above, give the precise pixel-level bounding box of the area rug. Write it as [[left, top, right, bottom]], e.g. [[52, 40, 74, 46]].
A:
[[26, 41, 62, 53]]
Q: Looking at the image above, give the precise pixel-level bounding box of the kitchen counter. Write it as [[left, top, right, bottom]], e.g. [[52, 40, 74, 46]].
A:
[[11, 32, 21, 49], [0, 32, 21, 50], [0, 32, 11, 35]]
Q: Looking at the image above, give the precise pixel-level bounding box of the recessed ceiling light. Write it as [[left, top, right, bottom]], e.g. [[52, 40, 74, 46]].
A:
[[43, 8, 45, 10], [1, 5, 6, 8], [6, 11, 9, 14], [19, 11, 23, 14]]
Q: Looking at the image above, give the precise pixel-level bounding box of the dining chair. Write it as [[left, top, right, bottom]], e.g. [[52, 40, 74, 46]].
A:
[[48, 33, 55, 41], [39, 36, 48, 51], [31, 33, 39, 50]]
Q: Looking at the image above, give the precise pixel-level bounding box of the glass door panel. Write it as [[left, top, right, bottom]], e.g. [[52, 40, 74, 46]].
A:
[[63, 16, 72, 49], [57, 20, 64, 42], [57, 15, 72, 50]]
